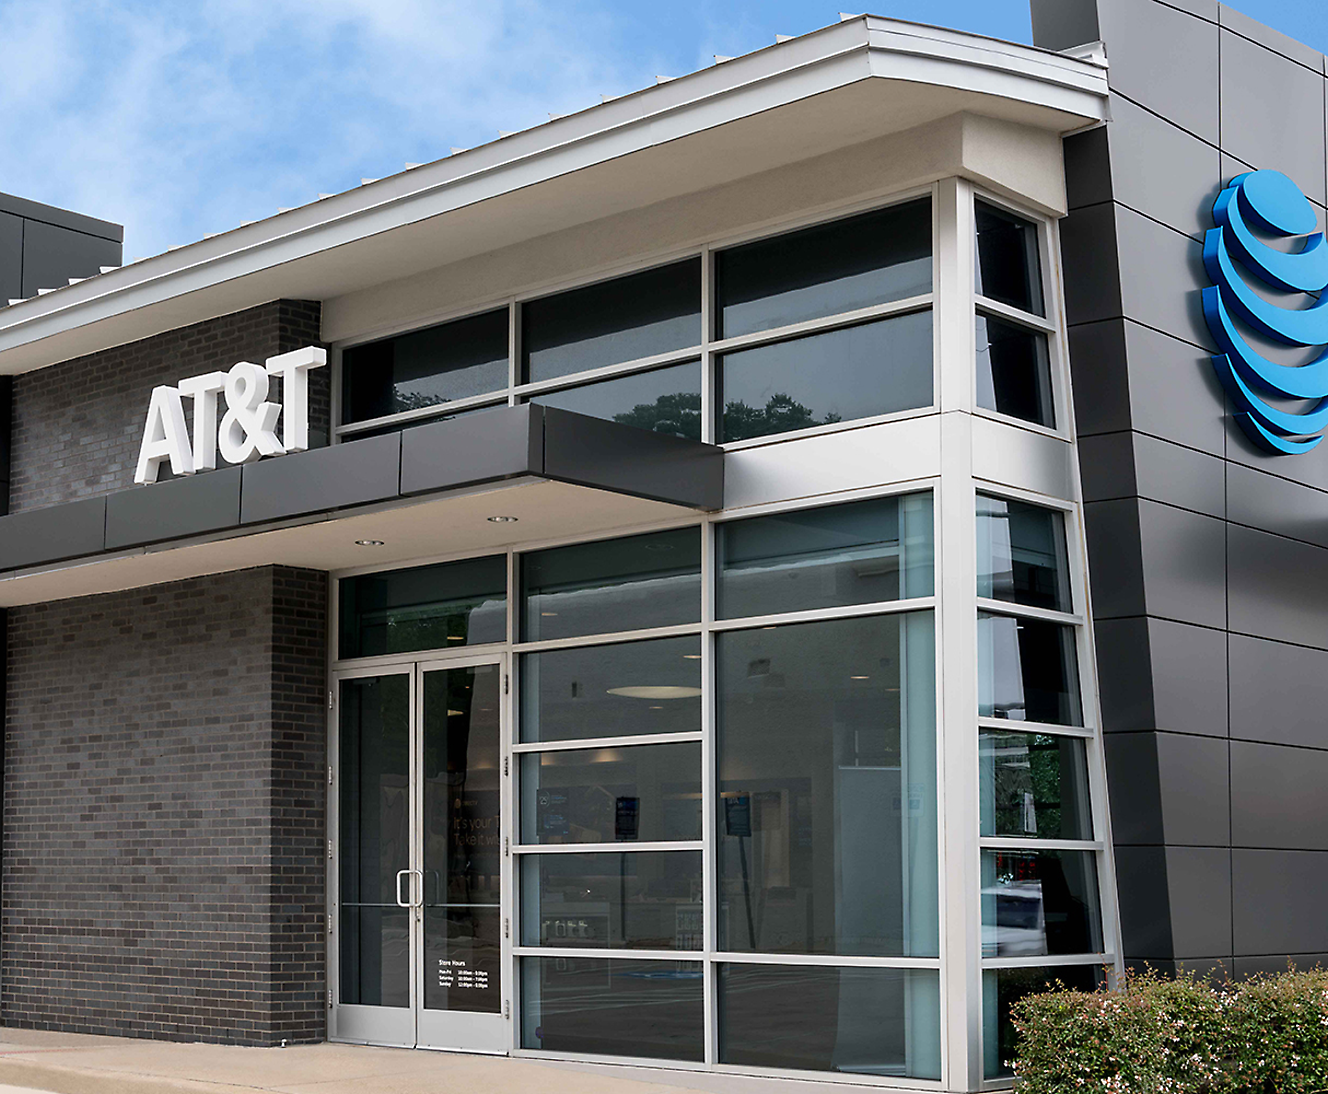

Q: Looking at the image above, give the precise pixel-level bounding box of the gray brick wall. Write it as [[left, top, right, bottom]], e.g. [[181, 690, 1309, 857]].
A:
[[9, 300, 327, 513], [2, 565, 328, 1045]]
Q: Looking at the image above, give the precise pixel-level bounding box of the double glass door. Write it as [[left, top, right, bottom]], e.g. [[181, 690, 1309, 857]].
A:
[[333, 656, 508, 1052]]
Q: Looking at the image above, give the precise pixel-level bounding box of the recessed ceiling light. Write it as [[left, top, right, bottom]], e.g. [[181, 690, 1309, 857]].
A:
[[850, 675, 871, 680], [541, 612, 559, 617], [682, 654, 701, 660], [355, 539, 385, 547], [488, 515, 519, 523], [606, 686, 704, 700]]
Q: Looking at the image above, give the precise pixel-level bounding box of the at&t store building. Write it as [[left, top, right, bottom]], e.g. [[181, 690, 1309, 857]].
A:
[[0, 1, 1325, 1089]]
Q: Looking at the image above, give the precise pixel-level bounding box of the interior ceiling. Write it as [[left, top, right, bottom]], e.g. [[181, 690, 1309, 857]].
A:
[[0, 76, 1089, 375], [0, 482, 693, 608]]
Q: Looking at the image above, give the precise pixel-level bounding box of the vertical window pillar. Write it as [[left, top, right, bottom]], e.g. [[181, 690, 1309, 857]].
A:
[[935, 176, 983, 1091]]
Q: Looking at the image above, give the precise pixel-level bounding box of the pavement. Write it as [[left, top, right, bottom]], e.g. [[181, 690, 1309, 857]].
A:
[[0, 1029, 909, 1094]]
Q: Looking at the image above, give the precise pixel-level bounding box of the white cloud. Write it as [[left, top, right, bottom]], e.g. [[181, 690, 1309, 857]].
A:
[[0, 0, 651, 263]]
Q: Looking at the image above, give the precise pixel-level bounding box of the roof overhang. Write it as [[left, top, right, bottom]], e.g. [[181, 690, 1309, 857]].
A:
[[0, 15, 1108, 374], [0, 406, 722, 607]]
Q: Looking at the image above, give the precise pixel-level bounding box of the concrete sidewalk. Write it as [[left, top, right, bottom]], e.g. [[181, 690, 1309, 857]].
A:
[[0, 1029, 907, 1094]]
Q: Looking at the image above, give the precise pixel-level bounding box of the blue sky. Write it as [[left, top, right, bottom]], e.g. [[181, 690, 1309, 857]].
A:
[[0, 0, 1324, 262]]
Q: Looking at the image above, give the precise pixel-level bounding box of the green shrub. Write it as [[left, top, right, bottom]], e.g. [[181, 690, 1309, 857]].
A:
[[1010, 967, 1328, 1094]]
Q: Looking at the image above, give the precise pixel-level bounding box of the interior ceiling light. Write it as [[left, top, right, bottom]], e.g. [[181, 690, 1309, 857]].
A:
[[355, 539, 385, 546], [488, 515, 519, 523], [606, 686, 703, 700], [850, 675, 871, 680]]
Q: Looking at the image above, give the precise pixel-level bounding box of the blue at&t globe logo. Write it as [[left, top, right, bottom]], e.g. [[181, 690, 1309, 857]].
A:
[[1203, 169, 1328, 455]]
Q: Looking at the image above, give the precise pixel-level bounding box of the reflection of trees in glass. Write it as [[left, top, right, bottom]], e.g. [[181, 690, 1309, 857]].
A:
[[390, 388, 449, 415], [612, 392, 702, 440], [723, 392, 841, 442], [992, 735, 1063, 837]]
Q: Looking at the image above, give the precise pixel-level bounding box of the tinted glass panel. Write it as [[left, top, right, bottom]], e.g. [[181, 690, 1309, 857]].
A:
[[980, 731, 1093, 841], [521, 957, 703, 1060], [976, 495, 1072, 612], [521, 528, 701, 641], [719, 311, 933, 442], [340, 555, 506, 659], [975, 200, 1044, 316], [976, 313, 1054, 427], [718, 493, 933, 619], [717, 613, 938, 957], [717, 199, 932, 338], [523, 259, 701, 383], [521, 743, 701, 844], [520, 636, 702, 743], [982, 849, 1102, 958], [528, 361, 701, 440], [983, 965, 1107, 1079], [338, 674, 410, 1007], [719, 964, 941, 1079], [421, 665, 502, 1013], [341, 309, 508, 424], [521, 852, 702, 949], [978, 613, 1082, 726]]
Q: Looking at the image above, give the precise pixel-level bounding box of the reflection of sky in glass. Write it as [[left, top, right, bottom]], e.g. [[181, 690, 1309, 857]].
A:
[[977, 613, 1081, 726]]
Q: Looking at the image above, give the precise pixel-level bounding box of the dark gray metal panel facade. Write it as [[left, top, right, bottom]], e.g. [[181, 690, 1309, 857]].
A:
[[0, 191, 123, 304], [240, 431, 402, 524], [0, 213, 21, 305], [542, 406, 725, 510], [399, 404, 542, 495], [0, 495, 105, 571], [1036, 0, 1328, 972], [105, 467, 242, 549]]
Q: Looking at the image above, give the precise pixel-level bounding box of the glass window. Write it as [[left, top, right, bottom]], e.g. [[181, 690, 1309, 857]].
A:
[[520, 636, 701, 744], [981, 849, 1103, 958], [522, 259, 702, 383], [719, 311, 933, 443], [521, 956, 703, 1060], [979, 731, 1093, 841], [717, 613, 938, 957], [338, 674, 411, 1007], [528, 361, 701, 440], [520, 742, 701, 844], [341, 309, 508, 425], [521, 528, 701, 641], [717, 199, 933, 339], [976, 313, 1054, 427], [976, 495, 1072, 612], [719, 964, 941, 1079], [975, 200, 1044, 316], [520, 852, 702, 949], [978, 613, 1082, 726], [339, 555, 506, 659], [983, 965, 1107, 1079], [718, 493, 933, 619]]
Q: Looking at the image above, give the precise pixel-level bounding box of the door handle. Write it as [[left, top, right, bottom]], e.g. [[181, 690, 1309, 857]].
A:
[[412, 869, 425, 908], [395, 869, 412, 909]]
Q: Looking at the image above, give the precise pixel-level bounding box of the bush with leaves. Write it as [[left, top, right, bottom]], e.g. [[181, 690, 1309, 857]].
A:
[[1010, 967, 1328, 1093]]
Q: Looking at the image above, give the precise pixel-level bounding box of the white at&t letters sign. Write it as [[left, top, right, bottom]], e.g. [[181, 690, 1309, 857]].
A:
[[134, 347, 327, 485]]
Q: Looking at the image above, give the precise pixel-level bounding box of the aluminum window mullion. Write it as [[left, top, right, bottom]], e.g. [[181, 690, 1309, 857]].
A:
[[513, 345, 704, 398], [515, 946, 705, 961], [511, 730, 703, 753], [974, 296, 1056, 334], [708, 597, 938, 633], [511, 621, 703, 653], [513, 840, 703, 854], [713, 952, 943, 969], [977, 716, 1095, 738], [699, 515, 718, 1066], [708, 293, 934, 355], [974, 599, 1083, 627], [977, 837, 1104, 852], [980, 953, 1114, 970]]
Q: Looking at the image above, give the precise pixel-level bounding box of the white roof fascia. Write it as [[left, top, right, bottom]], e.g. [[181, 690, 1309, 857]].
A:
[[0, 15, 1107, 369]]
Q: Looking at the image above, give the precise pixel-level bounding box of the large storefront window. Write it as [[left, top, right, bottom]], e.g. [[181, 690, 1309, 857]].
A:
[[975, 492, 1107, 1080], [335, 194, 935, 446]]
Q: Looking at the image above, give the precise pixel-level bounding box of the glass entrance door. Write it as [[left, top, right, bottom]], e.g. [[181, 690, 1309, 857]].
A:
[[333, 657, 508, 1053]]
